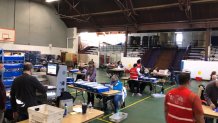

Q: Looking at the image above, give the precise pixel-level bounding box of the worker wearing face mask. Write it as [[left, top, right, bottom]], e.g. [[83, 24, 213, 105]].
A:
[[0, 62, 6, 123], [10, 62, 47, 122]]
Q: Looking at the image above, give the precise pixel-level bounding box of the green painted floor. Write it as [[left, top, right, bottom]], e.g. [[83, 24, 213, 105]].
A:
[[68, 69, 207, 123]]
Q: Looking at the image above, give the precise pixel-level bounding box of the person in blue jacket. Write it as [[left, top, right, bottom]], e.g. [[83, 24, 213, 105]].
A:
[[110, 75, 123, 113]]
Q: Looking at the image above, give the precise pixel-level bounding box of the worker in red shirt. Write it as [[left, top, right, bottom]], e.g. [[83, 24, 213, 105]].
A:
[[165, 72, 204, 123], [129, 64, 138, 80], [129, 64, 141, 96]]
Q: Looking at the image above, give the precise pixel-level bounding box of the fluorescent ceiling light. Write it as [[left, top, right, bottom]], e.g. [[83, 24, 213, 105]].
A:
[[46, 0, 59, 3]]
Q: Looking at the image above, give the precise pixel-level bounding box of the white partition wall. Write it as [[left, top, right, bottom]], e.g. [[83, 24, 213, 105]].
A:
[[182, 60, 218, 80]]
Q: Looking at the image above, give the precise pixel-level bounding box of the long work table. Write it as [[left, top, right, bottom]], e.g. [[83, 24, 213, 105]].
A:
[[68, 85, 120, 111], [203, 105, 218, 123], [18, 105, 104, 123]]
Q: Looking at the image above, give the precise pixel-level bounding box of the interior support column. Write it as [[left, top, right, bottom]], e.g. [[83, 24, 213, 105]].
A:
[[205, 28, 211, 61], [124, 30, 128, 57]]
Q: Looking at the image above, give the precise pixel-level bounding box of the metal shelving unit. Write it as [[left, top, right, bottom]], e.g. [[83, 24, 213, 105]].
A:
[[0, 49, 25, 110]]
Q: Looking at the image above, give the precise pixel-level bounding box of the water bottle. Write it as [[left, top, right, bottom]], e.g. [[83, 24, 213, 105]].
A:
[[88, 102, 92, 112], [63, 104, 68, 117]]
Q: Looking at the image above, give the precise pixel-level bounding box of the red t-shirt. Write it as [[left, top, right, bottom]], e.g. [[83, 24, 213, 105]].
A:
[[129, 67, 138, 80]]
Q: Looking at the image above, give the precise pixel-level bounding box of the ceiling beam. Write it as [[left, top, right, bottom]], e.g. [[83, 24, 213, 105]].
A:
[[77, 19, 218, 32], [178, 0, 192, 22], [112, 0, 137, 27], [63, 0, 99, 27], [128, 0, 137, 16], [57, 13, 88, 22], [66, 0, 218, 18]]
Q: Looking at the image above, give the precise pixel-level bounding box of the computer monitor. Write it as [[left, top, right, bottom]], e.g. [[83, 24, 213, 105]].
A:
[[46, 63, 59, 76]]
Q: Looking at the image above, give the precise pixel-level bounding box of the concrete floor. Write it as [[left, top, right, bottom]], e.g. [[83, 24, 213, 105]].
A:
[[69, 69, 207, 123]]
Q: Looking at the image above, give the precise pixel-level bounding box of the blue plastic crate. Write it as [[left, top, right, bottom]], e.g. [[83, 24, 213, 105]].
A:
[[92, 86, 109, 93], [4, 56, 25, 61], [3, 71, 22, 78], [3, 79, 13, 88], [82, 82, 98, 91], [5, 102, 11, 110], [70, 69, 79, 73], [13, 71, 23, 76], [4, 63, 23, 69], [33, 65, 44, 69], [66, 82, 74, 85], [73, 81, 86, 88], [67, 77, 74, 83], [3, 72, 13, 78]]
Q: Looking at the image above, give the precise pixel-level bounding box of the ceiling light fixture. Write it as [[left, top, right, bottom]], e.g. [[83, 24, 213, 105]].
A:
[[46, 0, 59, 3]]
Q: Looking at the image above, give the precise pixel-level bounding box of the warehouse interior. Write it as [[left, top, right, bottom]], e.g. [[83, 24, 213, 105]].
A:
[[0, 0, 218, 123]]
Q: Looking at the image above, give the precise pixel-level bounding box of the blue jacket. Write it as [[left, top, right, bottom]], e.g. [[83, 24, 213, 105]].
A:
[[111, 80, 123, 95]]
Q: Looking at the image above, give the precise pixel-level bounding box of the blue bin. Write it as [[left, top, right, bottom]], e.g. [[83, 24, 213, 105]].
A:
[[3, 71, 22, 78], [4, 63, 23, 69], [70, 69, 79, 73], [5, 102, 11, 110], [3, 72, 13, 78], [13, 71, 23, 76], [3, 79, 13, 88], [67, 77, 74, 83], [92, 86, 109, 93], [4, 56, 24, 61]]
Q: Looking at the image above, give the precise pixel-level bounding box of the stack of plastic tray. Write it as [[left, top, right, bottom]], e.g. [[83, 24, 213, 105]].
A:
[[4, 63, 23, 69], [3, 79, 13, 88], [4, 56, 24, 61], [70, 69, 79, 73], [73, 81, 86, 88], [66, 77, 74, 85], [81, 82, 98, 90], [92, 86, 110, 93], [73, 81, 110, 93], [3, 71, 22, 78], [5, 101, 11, 110]]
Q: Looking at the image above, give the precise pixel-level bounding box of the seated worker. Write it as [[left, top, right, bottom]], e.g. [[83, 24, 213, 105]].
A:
[[129, 64, 141, 96], [210, 71, 217, 81], [10, 62, 47, 122], [204, 80, 218, 123], [139, 67, 153, 94], [117, 61, 124, 68], [110, 75, 123, 113]]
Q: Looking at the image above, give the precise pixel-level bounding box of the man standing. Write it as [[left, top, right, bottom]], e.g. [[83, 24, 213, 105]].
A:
[[129, 64, 141, 96], [165, 72, 204, 123], [0, 62, 6, 123], [10, 62, 46, 121], [204, 80, 218, 123]]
